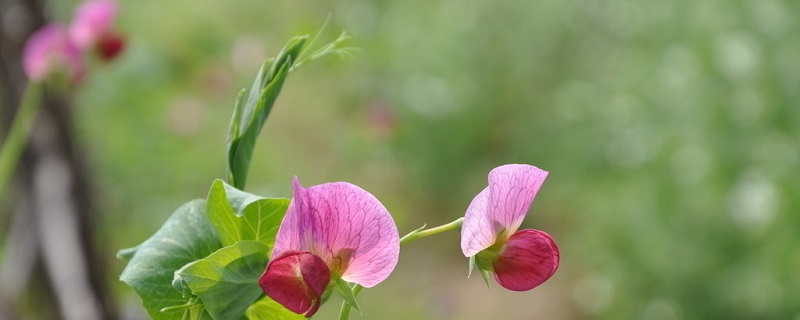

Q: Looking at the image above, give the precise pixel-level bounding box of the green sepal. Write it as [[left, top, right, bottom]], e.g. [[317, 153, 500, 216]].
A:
[[334, 278, 361, 313], [173, 240, 270, 320], [478, 268, 493, 290], [468, 255, 476, 277], [469, 255, 492, 289], [320, 285, 334, 305]]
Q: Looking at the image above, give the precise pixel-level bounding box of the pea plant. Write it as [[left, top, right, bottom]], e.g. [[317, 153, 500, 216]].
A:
[[113, 33, 560, 320]]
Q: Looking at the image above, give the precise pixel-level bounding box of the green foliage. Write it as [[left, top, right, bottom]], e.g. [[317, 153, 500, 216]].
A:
[[206, 179, 289, 248], [116, 34, 361, 319], [245, 296, 305, 320], [119, 200, 222, 320], [119, 179, 294, 319], [174, 241, 270, 320], [334, 278, 361, 312], [227, 36, 307, 190], [89, 1, 800, 319], [119, 182, 295, 319]]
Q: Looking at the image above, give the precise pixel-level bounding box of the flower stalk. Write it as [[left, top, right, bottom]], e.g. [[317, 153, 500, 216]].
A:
[[0, 83, 43, 201], [337, 217, 464, 320]]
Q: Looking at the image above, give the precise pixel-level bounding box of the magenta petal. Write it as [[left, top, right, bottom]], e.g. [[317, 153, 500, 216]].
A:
[[273, 177, 399, 288], [461, 164, 548, 256], [461, 187, 494, 256], [70, 0, 117, 50], [487, 164, 548, 235], [259, 251, 331, 318], [22, 24, 84, 82], [493, 229, 559, 292]]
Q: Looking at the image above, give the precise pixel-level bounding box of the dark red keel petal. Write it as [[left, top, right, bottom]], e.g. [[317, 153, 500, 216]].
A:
[[493, 229, 559, 291], [259, 251, 331, 318], [96, 33, 124, 61]]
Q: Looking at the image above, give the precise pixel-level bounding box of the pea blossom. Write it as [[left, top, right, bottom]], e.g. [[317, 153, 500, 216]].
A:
[[69, 0, 124, 60], [461, 164, 559, 291], [22, 24, 84, 82], [259, 177, 400, 317], [22, 0, 123, 82]]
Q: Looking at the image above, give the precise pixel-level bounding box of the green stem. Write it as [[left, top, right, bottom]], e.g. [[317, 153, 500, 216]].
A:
[[400, 217, 464, 245], [0, 83, 43, 201], [336, 284, 363, 320], [336, 217, 464, 320]]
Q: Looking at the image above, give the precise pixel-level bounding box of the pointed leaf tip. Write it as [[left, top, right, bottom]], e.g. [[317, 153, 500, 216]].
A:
[[116, 245, 138, 262]]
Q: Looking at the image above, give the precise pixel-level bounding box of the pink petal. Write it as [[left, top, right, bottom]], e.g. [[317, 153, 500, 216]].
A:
[[22, 24, 84, 82], [69, 0, 117, 50], [259, 251, 330, 318], [273, 177, 400, 288], [488, 164, 548, 235], [493, 229, 559, 291], [461, 164, 548, 256], [461, 187, 494, 256]]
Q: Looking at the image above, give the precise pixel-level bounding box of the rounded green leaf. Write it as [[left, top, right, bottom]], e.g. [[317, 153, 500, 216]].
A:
[[206, 179, 289, 248], [119, 200, 222, 320], [175, 240, 271, 320], [245, 296, 305, 320]]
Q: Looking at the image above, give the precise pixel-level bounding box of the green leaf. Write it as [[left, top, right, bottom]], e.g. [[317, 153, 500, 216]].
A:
[[334, 278, 361, 312], [469, 256, 492, 289], [239, 197, 289, 248], [188, 304, 213, 320], [116, 245, 139, 262], [244, 295, 304, 320], [227, 36, 307, 189], [174, 241, 270, 320], [206, 179, 289, 248], [206, 180, 244, 246], [226, 89, 247, 154], [119, 200, 222, 320]]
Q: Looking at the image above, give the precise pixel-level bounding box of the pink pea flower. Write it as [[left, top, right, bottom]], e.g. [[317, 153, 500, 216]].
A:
[[70, 0, 124, 60], [259, 177, 400, 317], [22, 23, 84, 82], [461, 164, 560, 291]]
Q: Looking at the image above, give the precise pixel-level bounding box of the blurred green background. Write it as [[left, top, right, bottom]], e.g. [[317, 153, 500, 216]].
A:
[[21, 0, 800, 319]]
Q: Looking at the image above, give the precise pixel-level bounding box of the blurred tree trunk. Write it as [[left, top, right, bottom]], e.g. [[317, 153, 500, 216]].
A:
[[0, 0, 118, 319]]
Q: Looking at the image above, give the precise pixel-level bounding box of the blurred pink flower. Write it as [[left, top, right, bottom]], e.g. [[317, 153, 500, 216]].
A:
[[70, 0, 124, 61], [22, 0, 123, 82], [259, 177, 400, 317], [461, 164, 559, 291], [70, 0, 115, 47], [93, 31, 125, 61], [22, 23, 84, 82]]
